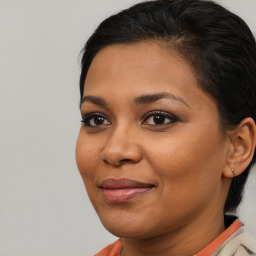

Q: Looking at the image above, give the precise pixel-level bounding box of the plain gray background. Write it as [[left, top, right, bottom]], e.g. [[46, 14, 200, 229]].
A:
[[0, 0, 255, 255]]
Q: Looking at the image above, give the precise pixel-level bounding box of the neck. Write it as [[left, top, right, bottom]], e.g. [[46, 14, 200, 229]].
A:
[[121, 211, 225, 256]]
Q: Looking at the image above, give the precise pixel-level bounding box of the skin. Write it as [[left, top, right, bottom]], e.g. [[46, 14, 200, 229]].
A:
[[76, 41, 235, 256]]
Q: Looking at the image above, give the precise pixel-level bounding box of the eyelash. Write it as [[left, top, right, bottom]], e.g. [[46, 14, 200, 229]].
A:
[[81, 111, 178, 128], [142, 111, 178, 126], [81, 113, 110, 127]]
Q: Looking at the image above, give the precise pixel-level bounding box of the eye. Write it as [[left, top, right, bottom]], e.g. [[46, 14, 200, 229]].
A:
[[143, 111, 178, 126], [81, 113, 111, 127]]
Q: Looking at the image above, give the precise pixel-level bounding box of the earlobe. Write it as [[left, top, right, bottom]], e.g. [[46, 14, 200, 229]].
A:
[[223, 117, 256, 178]]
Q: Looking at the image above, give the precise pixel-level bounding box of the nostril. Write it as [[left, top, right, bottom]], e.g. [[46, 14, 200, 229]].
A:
[[120, 159, 132, 163], [103, 159, 110, 165], [103, 158, 132, 166]]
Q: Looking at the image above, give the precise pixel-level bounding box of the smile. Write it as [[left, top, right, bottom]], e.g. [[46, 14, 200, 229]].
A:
[[99, 178, 155, 203]]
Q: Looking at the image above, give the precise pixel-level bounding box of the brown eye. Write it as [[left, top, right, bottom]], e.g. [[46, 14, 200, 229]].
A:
[[90, 116, 105, 126], [143, 111, 178, 126], [146, 115, 171, 125], [151, 115, 166, 125], [81, 113, 110, 127]]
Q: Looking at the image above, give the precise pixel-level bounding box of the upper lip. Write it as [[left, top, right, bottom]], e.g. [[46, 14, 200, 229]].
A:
[[99, 178, 155, 189]]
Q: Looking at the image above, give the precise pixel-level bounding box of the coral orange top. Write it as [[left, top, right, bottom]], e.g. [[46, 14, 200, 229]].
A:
[[94, 218, 242, 256], [95, 239, 122, 256]]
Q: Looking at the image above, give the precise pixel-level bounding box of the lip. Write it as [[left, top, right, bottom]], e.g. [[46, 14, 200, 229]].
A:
[[99, 178, 155, 203]]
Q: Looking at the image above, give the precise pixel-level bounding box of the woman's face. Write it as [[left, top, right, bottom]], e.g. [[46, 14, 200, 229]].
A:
[[76, 41, 231, 239]]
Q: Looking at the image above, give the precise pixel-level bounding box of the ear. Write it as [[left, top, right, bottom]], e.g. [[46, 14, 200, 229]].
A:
[[223, 117, 256, 178]]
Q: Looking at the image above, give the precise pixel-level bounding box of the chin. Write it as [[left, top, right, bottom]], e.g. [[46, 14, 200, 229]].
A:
[[104, 225, 152, 239], [99, 212, 155, 239]]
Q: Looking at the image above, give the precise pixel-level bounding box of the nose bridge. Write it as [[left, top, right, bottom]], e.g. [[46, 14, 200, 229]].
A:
[[100, 122, 142, 165]]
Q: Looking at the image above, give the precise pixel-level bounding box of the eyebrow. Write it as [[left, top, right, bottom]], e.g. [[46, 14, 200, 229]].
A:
[[80, 95, 108, 109], [134, 92, 189, 107], [80, 92, 189, 109]]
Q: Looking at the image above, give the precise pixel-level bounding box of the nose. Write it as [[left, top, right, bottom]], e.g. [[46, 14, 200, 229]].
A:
[[100, 127, 143, 166]]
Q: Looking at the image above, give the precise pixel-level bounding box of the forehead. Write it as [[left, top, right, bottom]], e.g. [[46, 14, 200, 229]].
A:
[[84, 41, 214, 107], [84, 41, 197, 92]]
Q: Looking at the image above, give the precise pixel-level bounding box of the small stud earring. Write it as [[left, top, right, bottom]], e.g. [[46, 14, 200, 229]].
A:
[[231, 168, 236, 176]]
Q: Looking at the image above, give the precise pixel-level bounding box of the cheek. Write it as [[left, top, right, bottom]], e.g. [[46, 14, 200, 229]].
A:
[[147, 129, 226, 192], [144, 134, 226, 227], [76, 132, 98, 182], [76, 134, 101, 207]]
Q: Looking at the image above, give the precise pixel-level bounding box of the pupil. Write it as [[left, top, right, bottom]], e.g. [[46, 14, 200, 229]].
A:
[[154, 115, 165, 124], [94, 117, 104, 125]]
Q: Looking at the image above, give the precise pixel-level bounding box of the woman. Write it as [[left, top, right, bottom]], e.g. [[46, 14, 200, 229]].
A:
[[76, 0, 256, 255]]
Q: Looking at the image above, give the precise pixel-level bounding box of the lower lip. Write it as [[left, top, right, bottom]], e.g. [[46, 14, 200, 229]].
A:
[[102, 187, 153, 203]]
